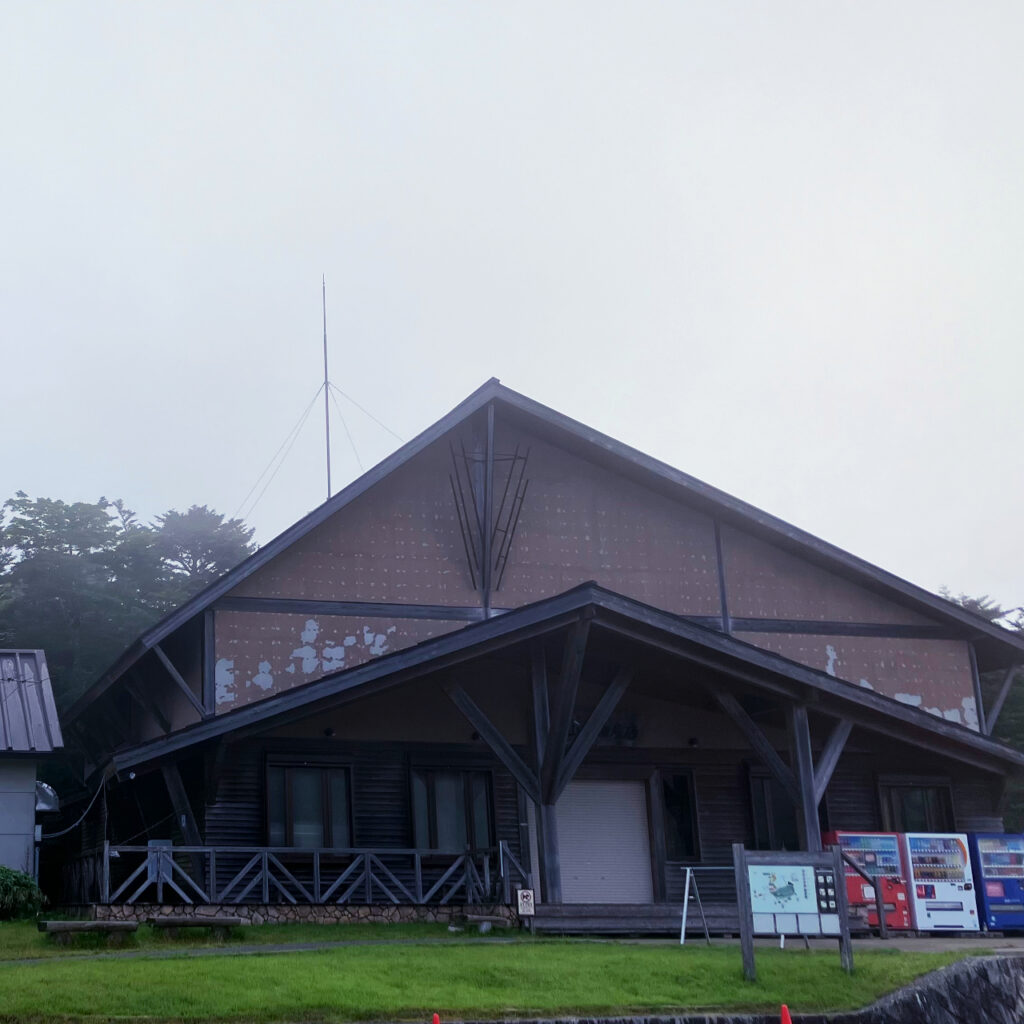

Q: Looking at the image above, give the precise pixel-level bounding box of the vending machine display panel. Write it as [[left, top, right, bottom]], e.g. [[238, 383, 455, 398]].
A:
[[969, 833, 1024, 931], [902, 833, 978, 931], [822, 831, 912, 931]]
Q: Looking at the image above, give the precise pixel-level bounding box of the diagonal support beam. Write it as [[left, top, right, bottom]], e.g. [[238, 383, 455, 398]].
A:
[[987, 665, 1021, 735], [541, 615, 592, 801], [711, 689, 799, 802], [813, 717, 853, 806], [444, 684, 540, 805], [153, 644, 209, 720], [553, 667, 634, 801]]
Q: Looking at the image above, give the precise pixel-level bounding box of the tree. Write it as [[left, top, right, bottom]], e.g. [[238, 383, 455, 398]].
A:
[[0, 493, 255, 709], [154, 506, 255, 602]]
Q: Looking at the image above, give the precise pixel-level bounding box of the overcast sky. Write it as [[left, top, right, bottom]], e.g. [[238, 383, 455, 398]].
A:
[[2, 2, 1022, 609]]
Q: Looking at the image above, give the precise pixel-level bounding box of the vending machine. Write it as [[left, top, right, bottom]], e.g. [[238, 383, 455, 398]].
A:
[[902, 833, 979, 931], [968, 833, 1024, 931], [822, 831, 913, 931]]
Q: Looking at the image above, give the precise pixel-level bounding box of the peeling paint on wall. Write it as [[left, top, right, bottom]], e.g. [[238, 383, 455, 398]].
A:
[[214, 611, 463, 712], [738, 632, 979, 731]]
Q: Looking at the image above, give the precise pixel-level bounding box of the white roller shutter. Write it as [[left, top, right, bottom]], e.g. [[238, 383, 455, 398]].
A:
[[556, 780, 654, 903]]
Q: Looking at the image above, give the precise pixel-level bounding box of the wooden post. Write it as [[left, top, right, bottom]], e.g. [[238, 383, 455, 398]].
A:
[[833, 844, 854, 973], [101, 841, 110, 904], [733, 843, 756, 982], [787, 704, 822, 852], [538, 803, 562, 904]]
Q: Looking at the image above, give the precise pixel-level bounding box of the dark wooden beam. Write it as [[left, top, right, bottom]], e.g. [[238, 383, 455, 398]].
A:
[[214, 596, 488, 621], [710, 689, 798, 801], [987, 665, 1020, 735], [541, 615, 592, 802], [152, 644, 209, 721], [714, 521, 731, 634], [444, 684, 540, 804], [482, 401, 495, 615], [553, 667, 634, 800], [530, 642, 549, 774], [203, 609, 216, 714], [161, 761, 204, 879], [968, 643, 987, 735], [727, 618, 961, 639], [813, 717, 853, 806], [788, 704, 822, 852]]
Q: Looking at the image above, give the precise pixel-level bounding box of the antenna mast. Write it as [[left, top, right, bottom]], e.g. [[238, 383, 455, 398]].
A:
[[322, 276, 332, 500]]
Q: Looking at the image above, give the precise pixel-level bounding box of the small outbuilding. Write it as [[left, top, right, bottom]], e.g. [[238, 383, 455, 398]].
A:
[[0, 650, 63, 876]]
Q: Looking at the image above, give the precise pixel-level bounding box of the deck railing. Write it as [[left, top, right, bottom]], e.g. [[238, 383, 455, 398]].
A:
[[100, 841, 530, 906]]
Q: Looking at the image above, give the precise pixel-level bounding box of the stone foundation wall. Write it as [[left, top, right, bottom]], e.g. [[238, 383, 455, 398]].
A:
[[94, 902, 517, 926]]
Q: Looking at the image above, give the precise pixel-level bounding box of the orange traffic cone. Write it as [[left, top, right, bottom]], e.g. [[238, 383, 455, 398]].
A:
[[780, 1006, 793, 1024]]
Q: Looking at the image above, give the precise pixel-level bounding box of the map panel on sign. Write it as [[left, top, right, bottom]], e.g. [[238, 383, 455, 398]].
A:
[[748, 866, 818, 916]]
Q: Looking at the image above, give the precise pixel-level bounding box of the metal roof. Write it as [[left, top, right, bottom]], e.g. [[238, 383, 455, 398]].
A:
[[0, 650, 63, 754]]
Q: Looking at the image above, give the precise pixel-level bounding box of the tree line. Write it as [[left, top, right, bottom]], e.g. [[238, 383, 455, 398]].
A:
[[0, 493, 255, 709]]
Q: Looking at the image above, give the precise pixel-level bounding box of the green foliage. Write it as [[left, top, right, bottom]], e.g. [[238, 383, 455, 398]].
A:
[[0, 866, 45, 920], [0, 493, 255, 710]]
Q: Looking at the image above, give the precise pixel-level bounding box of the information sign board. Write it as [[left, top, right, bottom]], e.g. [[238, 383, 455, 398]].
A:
[[733, 844, 852, 982]]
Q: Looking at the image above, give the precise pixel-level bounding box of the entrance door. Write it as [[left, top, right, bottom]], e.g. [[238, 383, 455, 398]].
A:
[[556, 780, 654, 903]]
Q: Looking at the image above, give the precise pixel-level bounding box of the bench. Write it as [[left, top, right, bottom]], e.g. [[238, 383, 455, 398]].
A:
[[37, 920, 139, 946], [146, 915, 245, 940]]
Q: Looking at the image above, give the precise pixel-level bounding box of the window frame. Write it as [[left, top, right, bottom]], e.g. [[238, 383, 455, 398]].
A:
[[877, 775, 954, 833], [658, 768, 702, 864], [409, 765, 495, 852], [264, 756, 353, 849]]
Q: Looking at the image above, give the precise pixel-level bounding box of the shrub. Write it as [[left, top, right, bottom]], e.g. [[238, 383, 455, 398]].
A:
[[0, 865, 45, 919]]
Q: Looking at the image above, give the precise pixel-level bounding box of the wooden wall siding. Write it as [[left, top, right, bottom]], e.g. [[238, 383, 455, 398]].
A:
[[824, 758, 882, 832], [721, 526, 936, 625], [228, 435, 480, 606], [213, 611, 464, 713], [736, 633, 977, 730], [204, 739, 524, 861], [491, 424, 721, 615]]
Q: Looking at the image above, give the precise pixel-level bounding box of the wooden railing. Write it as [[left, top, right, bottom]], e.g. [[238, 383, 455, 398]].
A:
[[101, 841, 530, 906]]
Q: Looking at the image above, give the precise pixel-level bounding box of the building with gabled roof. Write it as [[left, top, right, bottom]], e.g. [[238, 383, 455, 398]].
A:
[[1, 649, 62, 877], [58, 380, 1024, 930]]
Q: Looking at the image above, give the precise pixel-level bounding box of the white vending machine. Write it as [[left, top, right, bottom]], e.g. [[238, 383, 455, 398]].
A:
[[902, 833, 979, 932]]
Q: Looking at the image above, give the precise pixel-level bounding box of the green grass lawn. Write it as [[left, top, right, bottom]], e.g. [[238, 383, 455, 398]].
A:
[[0, 924, 961, 1023], [0, 919, 461, 959]]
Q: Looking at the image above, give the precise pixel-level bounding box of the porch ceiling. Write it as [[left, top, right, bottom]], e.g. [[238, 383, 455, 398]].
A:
[[108, 582, 1024, 778]]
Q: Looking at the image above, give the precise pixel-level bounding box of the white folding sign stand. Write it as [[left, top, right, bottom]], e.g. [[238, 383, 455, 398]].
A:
[[679, 867, 712, 945]]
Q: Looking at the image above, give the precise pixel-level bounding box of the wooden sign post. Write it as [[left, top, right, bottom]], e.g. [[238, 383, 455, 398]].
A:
[[733, 843, 853, 982]]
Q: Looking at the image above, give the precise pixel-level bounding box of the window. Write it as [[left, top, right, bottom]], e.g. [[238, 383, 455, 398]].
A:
[[749, 771, 801, 851], [267, 763, 351, 848], [879, 779, 953, 832], [412, 769, 492, 851], [662, 772, 699, 861]]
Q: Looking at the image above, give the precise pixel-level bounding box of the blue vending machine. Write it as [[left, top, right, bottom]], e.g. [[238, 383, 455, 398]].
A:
[[969, 833, 1024, 931]]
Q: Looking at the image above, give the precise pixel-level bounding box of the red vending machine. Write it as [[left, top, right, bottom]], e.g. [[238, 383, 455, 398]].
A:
[[822, 830, 913, 931]]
